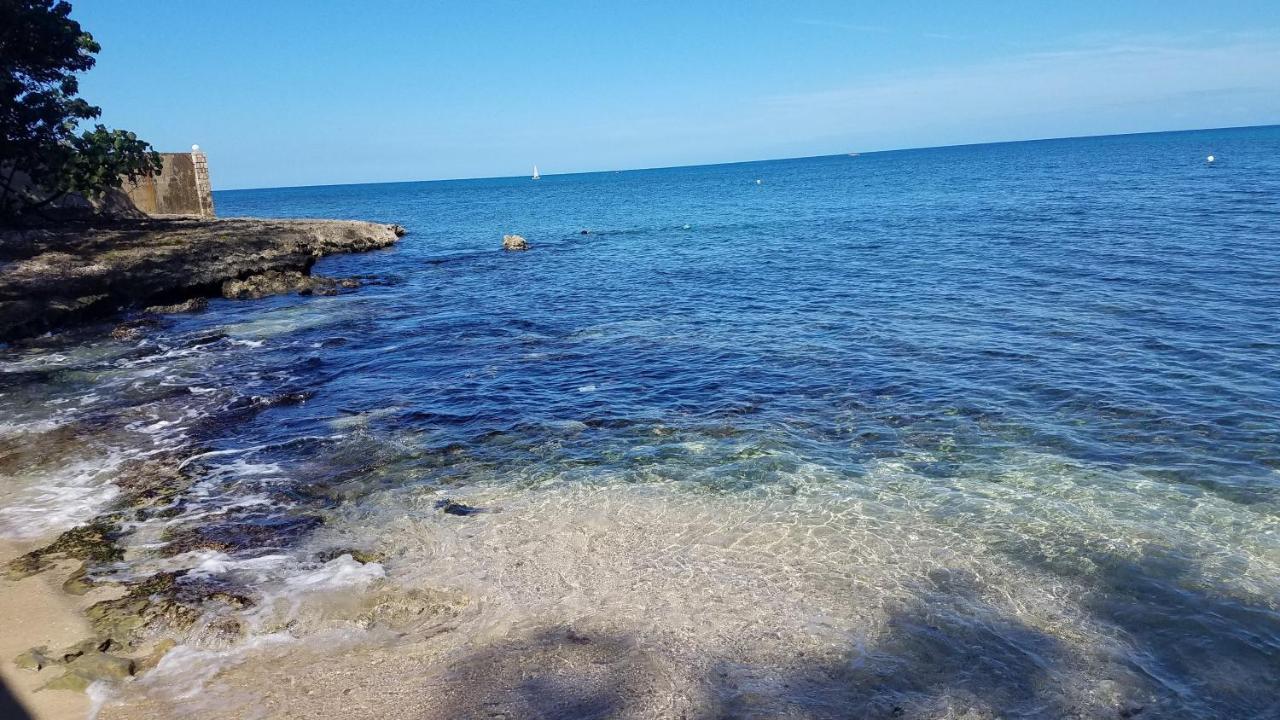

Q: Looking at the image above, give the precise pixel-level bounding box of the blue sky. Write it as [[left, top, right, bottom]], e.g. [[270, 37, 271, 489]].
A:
[[72, 1, 1280, 189]]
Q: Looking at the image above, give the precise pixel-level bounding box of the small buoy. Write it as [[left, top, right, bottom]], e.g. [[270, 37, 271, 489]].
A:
[[1207, 155, 1215, 163]]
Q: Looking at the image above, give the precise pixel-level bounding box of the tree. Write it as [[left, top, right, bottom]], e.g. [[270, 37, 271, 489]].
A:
[[0, 0, 162, 219]]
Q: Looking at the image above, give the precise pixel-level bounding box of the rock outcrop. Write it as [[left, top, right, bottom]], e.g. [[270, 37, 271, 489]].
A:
[[143, 297, 208, 314], [502, 234, 528, 251], [0, 217, 405, 341]]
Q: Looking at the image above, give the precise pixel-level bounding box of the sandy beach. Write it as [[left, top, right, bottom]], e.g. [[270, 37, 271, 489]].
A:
[[1, 539, 97, 720], [5, 1, 1280, 717]]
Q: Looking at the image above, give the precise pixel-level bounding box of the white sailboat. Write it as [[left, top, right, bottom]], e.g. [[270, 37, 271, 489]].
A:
[[532, 164, 541, 180]]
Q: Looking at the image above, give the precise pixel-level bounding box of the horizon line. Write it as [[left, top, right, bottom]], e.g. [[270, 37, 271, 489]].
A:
[[213, 122, 1277, 193]]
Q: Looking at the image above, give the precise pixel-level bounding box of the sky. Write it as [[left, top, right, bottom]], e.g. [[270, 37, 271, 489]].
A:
[[71, 1, 1280, 190]]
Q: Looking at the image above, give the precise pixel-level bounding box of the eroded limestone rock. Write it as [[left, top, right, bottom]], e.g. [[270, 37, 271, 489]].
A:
[[144, 297, 208, 314], [6, 519, 123, 580], [0, 217, 404, 340]]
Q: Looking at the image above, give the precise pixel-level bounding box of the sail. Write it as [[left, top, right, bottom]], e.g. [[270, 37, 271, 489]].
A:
[[532, 165, 540, 180]]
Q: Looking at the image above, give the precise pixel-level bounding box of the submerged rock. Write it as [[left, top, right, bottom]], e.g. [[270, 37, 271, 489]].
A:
[[160, 514, 324, 557], [39, 648, 135, 692], [85, 570, 252, 647], [317, 547, 387, 565], [64, 650, 134, 681], [62, 563, 100, 595], [502, 234, 529, 251], [14, 647, 56, 671], [109, 316, 162, 341], [133, 639, 177, 675], [355, 587, 467, 634], [435, 498, 482, 516], [17, 638, 140, 693], [113, 454, 196, 507]]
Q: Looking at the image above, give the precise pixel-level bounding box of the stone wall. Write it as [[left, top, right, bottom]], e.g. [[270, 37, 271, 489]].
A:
[[122, 149, 215, 217]]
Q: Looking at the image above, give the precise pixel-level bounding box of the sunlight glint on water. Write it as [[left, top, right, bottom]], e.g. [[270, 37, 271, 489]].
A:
[[3, 126, 1279, 718]]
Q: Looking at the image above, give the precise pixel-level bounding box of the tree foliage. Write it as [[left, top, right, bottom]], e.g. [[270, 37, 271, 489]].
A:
[[0, 0, 162, 219]]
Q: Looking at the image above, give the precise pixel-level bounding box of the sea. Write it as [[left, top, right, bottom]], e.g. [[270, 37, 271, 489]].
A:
[[2, 126, 1278, 718]]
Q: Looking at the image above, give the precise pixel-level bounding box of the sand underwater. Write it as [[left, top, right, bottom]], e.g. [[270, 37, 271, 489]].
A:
[[2, 127, 1280, 718]]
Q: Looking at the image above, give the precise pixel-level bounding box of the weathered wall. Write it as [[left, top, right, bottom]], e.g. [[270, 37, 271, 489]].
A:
[[122, 150, 215, 217]]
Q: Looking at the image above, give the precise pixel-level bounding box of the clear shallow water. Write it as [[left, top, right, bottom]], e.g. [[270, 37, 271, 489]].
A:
[[4, 126, 1280, 718]]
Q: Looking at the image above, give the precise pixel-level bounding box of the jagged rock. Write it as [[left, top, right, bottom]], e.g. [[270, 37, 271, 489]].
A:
[[0, 217, 404, 341], [113, 454, 195, 506], [6, 519, 123, 580], [502, 234, 529, 251], [85, 570, 252, 647], [109, 317, 162, 341], [435, 498, 482, 516], [144, 297, 208, 314], [160, 515, 323, 557], [221, 270, 311, 299], [297, 275, 340, 296], [222, 271, 356, 299]]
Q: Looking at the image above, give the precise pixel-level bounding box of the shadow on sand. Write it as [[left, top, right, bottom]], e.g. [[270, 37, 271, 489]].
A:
[[1, 677, 33, 720], [423, 550, 1279, 720]]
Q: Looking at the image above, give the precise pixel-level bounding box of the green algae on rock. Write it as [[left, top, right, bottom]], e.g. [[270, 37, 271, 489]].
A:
[[112, 454, 198, 508], [159, 514, 324, 557], [84, 570, 252, 648], [316, 547, 387, 565], [5, 518, 123, 580], [39, 649, 136, 692]]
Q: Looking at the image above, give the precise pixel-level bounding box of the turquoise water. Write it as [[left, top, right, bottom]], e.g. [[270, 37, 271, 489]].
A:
[[4, 126, 1280, 718]]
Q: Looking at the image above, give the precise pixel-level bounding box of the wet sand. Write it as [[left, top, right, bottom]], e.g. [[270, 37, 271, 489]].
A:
[[91, 481, 1153, 719], [0, 540, 95, 720]]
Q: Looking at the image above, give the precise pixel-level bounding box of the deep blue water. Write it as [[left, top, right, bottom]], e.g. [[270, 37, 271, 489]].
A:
[[4, 126, 1280, 717], [216, 126, 1280, 503]]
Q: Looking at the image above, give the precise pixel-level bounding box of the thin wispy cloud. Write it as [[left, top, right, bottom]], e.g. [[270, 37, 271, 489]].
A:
[[751, 33, 1280, 151]]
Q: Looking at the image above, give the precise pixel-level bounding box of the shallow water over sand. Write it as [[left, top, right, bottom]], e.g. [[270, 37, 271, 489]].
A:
[[3, 127, 1280, 718]]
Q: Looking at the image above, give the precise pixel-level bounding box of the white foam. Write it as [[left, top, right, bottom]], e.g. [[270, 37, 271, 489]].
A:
[[284, 555, 386, 592], [131, 634, 295, 701], [0, 456, 125, 540]]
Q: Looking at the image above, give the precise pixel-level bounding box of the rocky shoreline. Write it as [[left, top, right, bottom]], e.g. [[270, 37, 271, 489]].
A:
[[0, 217, 405, 342], [0, 215, 408, 710]]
